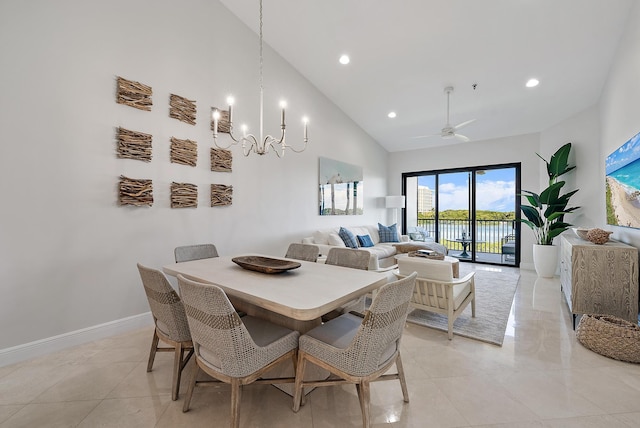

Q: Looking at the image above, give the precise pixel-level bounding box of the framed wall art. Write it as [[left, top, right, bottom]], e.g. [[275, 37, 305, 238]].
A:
[[319, 157, 363, 215]]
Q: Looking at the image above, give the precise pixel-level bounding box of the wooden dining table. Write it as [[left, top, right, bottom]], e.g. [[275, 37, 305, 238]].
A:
[[162, 254, 388, 333], [163, 254, 389, 396]]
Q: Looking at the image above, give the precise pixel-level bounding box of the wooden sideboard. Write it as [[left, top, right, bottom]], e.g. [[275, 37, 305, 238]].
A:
[[560, 233, 639, 327]]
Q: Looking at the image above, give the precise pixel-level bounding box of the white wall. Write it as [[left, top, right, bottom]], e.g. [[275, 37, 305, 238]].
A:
[[599, 1, 640, 247], [0, 0, 388, 351], [388, 133, 541, 268], [539, 105, 601, 230]]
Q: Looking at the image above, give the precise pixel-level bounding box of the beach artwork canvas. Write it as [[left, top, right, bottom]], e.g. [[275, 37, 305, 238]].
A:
[[319, 157, 363, 215], [606, 130, 640, 228]]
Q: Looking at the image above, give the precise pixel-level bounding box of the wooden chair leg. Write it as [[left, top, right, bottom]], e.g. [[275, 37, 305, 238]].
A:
[[171, 342, 184, 401], [292, 352, 307, 412], [359, 381, 371, 428], [182, 362, 199, 413], [395, 353, 409, 403], [230, 379, 242, 428], [147, 329, 160, 372]]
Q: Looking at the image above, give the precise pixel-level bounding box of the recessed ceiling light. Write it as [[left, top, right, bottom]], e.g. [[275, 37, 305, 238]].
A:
[[526, 78, 539, 88], [388, 112, 397, 118], [339, 54, 350, 65]]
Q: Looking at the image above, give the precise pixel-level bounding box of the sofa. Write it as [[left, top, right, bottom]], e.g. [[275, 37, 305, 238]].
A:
[[302, 224, 447, 271]]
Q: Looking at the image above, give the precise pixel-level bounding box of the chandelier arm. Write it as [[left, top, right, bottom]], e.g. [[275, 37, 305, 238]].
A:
[[284, 140, 309, 153]]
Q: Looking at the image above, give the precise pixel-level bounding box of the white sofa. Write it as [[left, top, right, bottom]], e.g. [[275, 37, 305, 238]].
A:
[[302, 225, 447, 271]]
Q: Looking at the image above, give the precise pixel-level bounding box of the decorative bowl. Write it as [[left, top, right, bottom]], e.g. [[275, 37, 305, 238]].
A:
[[586, 228, 613, 245], [572, 227, 590, 240]]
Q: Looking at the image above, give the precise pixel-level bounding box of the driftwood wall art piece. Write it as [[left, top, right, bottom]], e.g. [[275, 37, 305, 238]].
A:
[[169, 94, 196, 125], [171, 182, 198, 208], [116, 76, 152, 111], [211, 148, 232, 172], [119, 176, 153, 206], [117, 127, 152, 162], [211, 184, 233, 206], [170, 137, 197, 166], [211, 108, 230, 133]]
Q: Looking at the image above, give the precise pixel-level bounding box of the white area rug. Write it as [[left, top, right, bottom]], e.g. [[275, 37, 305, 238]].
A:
[[405, 266, 520, 346]]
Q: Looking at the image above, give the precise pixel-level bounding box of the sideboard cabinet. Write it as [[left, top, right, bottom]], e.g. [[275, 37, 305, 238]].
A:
[[560, 233, 638, 327]]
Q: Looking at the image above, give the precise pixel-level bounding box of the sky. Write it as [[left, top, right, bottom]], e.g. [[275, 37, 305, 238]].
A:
[[605, 130, 640, 175], [418, 168, 516, 212]]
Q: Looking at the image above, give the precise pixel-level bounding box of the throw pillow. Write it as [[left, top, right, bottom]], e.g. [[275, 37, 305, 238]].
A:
[[378, 223, 399, 243], [328, 233, 347, 247], [357, 234, 374, 247], [338, 227, 359, 248]]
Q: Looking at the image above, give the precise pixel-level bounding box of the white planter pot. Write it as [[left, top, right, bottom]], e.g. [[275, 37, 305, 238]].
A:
[[533, 244, 559, 278]]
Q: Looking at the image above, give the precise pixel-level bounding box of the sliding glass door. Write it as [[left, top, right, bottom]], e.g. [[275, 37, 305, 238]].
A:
[[403, 163, 520, 266]]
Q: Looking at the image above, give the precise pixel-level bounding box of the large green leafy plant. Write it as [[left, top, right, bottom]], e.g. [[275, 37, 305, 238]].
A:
[[520, 142, 579, 245]]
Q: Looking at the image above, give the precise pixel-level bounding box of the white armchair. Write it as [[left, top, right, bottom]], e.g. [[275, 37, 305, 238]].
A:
[[396, 257, 475, 340]]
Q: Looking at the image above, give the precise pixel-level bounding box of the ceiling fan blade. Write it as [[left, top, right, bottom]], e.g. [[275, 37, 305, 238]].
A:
[[411, 134, 440, 139], [454, 133, 470, 142], [453, 119, 476, 130]]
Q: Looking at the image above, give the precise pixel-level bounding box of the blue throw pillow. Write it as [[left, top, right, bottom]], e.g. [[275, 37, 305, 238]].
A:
[[378, 223, 399, 243], [357, 234, 374, 247], [338, 227, 359, 248]]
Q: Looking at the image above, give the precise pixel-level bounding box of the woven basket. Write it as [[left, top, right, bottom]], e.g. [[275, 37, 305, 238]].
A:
[[576, 314, 640, 363]]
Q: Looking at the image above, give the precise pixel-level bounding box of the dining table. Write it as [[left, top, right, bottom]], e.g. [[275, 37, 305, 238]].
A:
[[162, 254, 389, 333], [163, 254, 389, 396]]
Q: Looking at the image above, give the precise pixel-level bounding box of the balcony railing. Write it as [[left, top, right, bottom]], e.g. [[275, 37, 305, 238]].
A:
[[415, 219, 515, 255]]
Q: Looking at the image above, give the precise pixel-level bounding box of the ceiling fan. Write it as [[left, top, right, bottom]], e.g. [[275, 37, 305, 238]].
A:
[[413, 86, 476, 142]]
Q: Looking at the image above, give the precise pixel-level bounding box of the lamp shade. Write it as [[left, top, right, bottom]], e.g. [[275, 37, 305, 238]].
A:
[[385, 195, 405, 209]]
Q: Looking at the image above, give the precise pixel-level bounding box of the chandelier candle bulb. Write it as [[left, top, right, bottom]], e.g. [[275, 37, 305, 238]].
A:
[[280, 101, 286, 126], [226, 96, 234, 123], [212, 108, 220, 135], [303, 117, 308, 140]]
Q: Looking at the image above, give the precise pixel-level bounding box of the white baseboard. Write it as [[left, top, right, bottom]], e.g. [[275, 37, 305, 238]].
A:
[[0, 312, 154, 368]]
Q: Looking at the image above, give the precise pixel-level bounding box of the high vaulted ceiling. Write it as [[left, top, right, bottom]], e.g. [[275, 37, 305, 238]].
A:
[[219, 0, 634, 152]]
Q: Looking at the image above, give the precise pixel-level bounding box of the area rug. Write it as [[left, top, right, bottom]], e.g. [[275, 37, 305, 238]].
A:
[[405, 266, 520, 346]]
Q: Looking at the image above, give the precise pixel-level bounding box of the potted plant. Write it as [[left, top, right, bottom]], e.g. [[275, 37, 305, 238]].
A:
[[520, 142, 579, 277]]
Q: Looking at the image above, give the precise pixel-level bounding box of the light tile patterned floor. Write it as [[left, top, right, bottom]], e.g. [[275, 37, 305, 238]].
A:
[[2, 265, 640, 427]]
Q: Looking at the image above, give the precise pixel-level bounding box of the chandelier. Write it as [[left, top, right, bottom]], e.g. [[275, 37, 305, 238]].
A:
[[212, 0, 309, 157]]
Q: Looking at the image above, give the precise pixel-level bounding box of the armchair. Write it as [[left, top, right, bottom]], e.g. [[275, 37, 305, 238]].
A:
[[396, 256, 475, 340]]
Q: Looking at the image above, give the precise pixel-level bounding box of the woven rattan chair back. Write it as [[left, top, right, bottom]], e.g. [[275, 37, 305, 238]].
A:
[[137, 263, 193, 400], [174, 244, 219, 263], [292, 273, 417, 427], [325, 247, 370, 270], [178, 275, 299, 428], [285, 243, 320, 262], [138, 264, 191, 343], [336, 272, 416, 375], [178, 275, 296, 378]]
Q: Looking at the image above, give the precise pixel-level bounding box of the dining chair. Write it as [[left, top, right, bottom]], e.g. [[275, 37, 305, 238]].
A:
[[396, 256, 475, 340], [292, 272, 418, 428], [137, 263, 194, 401], [174, 243, 219, 263], [324, 247, 371, 317], [285, 242, 320, 262], [178, 274, 299, 428]]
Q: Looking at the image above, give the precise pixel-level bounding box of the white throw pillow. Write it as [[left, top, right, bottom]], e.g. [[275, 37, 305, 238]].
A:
[[328, 233, 347, 247]]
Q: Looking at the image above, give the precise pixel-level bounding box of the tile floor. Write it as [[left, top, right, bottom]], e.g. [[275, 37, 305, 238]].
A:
[[2, 265, 640, 427]]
